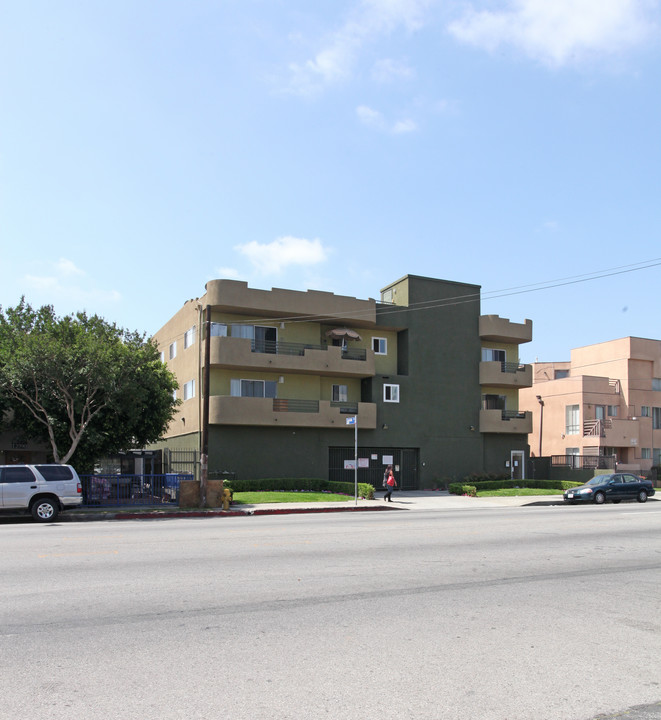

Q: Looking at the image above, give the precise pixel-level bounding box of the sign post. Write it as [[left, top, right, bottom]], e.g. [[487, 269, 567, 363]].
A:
[[346, 416, 358, 506]]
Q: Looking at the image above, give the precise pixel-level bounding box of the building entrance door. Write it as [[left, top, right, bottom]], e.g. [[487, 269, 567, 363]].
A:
[[511, 451, 525, 480]]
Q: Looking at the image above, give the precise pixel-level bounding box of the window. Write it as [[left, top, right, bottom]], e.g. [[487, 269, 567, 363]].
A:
[[332, 384, 348, 402], [641, 448, 652, 460], [230, 379, 277, 398], [183, 380, 195, 401], [231, 324, 277, 353], [210, 322, 227, 337], [35, 465, 74, 481], [159, 351, 165, 363], [372, 337, 387, 355], [384, 384, 399, 403], [653, 407, 661, 430], [184, 326, 196, 349], [0, 466, 35, 482], [482, 348, 506, 362], [172, 389, 177, 401], [654, 449, 661, 466], [554, 369, 569, 379], [169, 342, 177, 360], [565, 405, 579, 435], [641, 406, 651, 417], [607, 405, 618, 417], [483, 394, 506, 410], [653, 378, 661, 391], [595, 406, 605, 420]]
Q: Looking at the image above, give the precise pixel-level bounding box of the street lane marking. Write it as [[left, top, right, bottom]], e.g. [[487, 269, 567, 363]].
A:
[[38, 550, 119, 558]]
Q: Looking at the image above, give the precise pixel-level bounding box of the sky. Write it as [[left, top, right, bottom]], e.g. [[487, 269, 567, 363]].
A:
[[1, 0, 660, 363]]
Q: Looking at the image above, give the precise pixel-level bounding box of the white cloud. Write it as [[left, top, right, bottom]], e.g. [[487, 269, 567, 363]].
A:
[[235, 236, 330, 275], [216, 266, 242, 280], [286, 0, 431, 95], [23, 259, 121, 308], [55, 258, 85, 276], [357, 104, 418, 133], [371, 57, 415, 82], [448, 0, 658, 66]]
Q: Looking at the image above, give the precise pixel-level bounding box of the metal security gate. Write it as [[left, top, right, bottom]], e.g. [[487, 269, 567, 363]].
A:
[[329, 447, 419, 490]]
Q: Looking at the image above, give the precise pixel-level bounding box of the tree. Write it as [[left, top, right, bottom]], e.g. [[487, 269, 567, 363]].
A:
[[0, 299, 179, 471]]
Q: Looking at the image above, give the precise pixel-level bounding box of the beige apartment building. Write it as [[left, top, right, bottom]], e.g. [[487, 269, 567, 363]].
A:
[[520, 337, 661, 474], [151, 275, 533, 487]]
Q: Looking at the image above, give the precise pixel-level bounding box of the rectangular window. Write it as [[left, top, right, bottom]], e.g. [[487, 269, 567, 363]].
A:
[[384, 384, 399, 403], [483, 394, 506, 410], [169, 342, 177, 360], [595, 405, 605, 420], [172, 389, 177, 401], [230, 379, 277, 398], [481, 348, 506, 362], [210, 322, 227, 337], [641, 406, 651, 417], [332, 384, 348, 402], [159, 351, 165, 363], [654, 449, 661, 466], [653, 407, 661, 430], [565, 405, 579, 435], [653, 378, 661, 391], [183, 380, 195, 401], [184, 326, 196, 349], [607, 405, 618, 417], [372, 337, 387, 355], [554, 369, 569, 379], [641, 448, 652, 460]]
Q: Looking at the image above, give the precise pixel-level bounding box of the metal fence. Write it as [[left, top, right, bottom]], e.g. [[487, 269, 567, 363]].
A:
[[79, 474, 193, 507]]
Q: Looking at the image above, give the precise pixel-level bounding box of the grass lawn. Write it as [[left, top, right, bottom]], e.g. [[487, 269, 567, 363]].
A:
[[477, 488, 564, 497], [232, 491, 357, 505]]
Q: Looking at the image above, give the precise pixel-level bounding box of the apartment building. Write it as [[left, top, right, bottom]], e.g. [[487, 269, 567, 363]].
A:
[[152, 274, 533, 488], [519, 337, 661, 473]]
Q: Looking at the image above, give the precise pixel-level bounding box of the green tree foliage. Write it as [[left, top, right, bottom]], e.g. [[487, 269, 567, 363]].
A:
[[0, 299, 179, 471]]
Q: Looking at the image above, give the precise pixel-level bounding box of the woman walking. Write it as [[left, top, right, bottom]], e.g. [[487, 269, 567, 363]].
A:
[[383, 466, 397, 502]]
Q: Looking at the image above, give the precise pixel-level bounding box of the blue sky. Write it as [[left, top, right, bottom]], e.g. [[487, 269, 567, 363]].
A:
[[2, 0, 660, 362]]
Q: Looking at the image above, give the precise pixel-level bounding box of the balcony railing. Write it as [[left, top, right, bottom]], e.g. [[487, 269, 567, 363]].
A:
[[501, 362, 526, 374], [551, 455, 615, 470], [272, 399, 320, 413], [251, 339, 366, 361], [583, 419, 612, 437], [501, 410, 528, 420]]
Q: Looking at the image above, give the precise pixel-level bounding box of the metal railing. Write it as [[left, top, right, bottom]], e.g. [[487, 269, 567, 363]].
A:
[[551, 455, 615, 469], [250, 339, 367, 361], [272, 398, 320, 413], [501, 410, 528, 420], [79, 474, 193, 507], [583, 419, 612, 437], [501, 362, 527, 374]]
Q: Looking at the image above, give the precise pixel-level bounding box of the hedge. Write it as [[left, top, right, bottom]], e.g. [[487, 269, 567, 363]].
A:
[[223, 477, 375, 500], [449, 479, 584, 495]]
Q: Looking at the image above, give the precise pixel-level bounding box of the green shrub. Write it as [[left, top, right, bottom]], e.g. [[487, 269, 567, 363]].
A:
[[223, 477, 375, 500], [449, 483, 477, 496], [450, 479, 584, 494]]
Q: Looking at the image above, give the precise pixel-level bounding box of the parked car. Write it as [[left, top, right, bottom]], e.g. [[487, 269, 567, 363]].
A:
[[0, 464, 83, 522], [563, 473, 655, 505]]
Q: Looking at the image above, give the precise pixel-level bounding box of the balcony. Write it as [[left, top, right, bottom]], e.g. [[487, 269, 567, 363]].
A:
[[207, 336, 375, 377], [479, 315, 532, 344], [209, 396, 377, 429], [479, 361, 532, 388], [480, 409, 532, 434], [583, 418, 640, 447]]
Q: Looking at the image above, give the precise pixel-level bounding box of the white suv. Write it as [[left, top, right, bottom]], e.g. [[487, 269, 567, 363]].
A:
[[0, 464, 83, 522]]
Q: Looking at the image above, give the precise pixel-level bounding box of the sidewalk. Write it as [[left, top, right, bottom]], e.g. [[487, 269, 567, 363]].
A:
[[62, 491, 568, 521]]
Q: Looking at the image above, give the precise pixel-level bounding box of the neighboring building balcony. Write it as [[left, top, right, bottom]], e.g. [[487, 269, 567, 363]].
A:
[[480, 409, 532, 434], [209, 396, 377, 429], [479, 315, 533, 344], [207, 336, 375, 378], [479, 361, 532, 388], [583, 418, 639, 446]]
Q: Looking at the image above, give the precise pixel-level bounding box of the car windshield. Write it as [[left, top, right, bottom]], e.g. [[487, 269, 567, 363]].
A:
[[587, 476, 612, 485]]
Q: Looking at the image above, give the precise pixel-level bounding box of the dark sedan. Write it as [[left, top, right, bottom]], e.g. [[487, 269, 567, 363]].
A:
[[564, 473, 655, 505]]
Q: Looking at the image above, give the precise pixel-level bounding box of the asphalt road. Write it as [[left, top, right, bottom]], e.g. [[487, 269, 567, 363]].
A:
[[2, 503, 660, 720]]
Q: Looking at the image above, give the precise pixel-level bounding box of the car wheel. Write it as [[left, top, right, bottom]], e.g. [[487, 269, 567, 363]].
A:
[[612, 499, 621, 504], [31, 498, 59, 522], [594, 491, 606, 505], [637, 490, 648, 503]]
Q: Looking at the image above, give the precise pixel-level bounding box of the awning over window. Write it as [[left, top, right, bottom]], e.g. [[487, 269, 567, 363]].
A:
[[325, 327, 362, 341]]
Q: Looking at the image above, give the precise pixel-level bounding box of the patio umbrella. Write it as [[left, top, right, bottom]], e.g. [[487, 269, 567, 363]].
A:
[[325, 328, 362, 341]]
